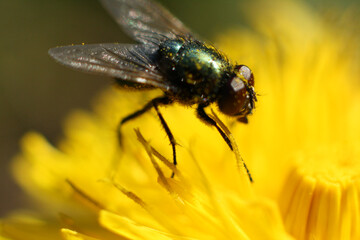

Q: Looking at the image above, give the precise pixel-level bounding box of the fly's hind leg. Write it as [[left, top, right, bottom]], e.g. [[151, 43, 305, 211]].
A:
[[118, 95, 177, 169], [117, 98, 155, 145]]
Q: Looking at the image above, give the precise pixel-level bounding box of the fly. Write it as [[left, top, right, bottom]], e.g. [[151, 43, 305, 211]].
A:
[[49, 0, 257, 181]]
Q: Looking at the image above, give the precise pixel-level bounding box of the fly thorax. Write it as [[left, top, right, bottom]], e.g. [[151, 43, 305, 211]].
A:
[[174, 41, 229, 86]]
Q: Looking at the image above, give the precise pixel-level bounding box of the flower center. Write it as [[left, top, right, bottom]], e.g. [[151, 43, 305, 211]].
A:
[[278, 144, 360, 240]]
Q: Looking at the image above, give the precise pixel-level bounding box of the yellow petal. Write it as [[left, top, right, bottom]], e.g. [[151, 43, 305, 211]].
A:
[[99, 211, 179, 240], [61, 229, 100, 240]]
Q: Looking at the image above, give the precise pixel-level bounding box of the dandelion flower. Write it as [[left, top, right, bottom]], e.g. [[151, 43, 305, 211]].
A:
[[0, 86, 293, 239], [1, 0, 359, 240]]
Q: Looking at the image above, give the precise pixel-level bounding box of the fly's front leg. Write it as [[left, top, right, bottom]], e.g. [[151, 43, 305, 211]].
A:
[[196, 104, 233, 151], [197, 105, 254, 182]]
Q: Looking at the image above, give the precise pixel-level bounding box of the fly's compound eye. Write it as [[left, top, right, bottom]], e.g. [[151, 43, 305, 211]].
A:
[[217, 76, 250, 116], [236, 65, 254, 87]]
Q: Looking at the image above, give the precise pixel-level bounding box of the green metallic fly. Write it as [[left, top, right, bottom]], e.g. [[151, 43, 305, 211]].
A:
[[49, 0, 257, 180]]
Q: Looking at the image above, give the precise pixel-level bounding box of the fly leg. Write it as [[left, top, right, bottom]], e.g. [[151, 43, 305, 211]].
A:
[[118, 95, 177, 168], [196, 104, 233, 151], [152, 101, 177, 168], [118, 98, 157, 145], [197, 105, 253, 182]]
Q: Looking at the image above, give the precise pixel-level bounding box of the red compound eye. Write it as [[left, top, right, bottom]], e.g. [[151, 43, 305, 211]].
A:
[[218, 76, 249, 116], [217, 65, 255, 117]]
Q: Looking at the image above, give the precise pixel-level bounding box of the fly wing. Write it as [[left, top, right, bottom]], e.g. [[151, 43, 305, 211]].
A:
[[49, 43, 172, 90], [100, 0, 194, 46]]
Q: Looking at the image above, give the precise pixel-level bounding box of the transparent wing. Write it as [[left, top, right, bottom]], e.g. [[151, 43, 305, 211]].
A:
[[49, 43, 172, 90], [100, 0, 194, 46]]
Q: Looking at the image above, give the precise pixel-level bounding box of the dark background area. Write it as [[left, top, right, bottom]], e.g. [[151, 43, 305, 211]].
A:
[[0, 0, 357, 215]]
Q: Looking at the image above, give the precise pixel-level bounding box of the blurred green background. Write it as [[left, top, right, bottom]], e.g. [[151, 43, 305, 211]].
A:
[[0, 0, 357, 215]]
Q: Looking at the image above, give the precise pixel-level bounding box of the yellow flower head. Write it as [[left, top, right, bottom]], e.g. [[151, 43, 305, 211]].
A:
[[1, 1, 359, 240]]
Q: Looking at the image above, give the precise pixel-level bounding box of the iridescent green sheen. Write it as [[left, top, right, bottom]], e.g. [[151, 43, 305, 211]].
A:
[[157, 38, 233, 105]]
